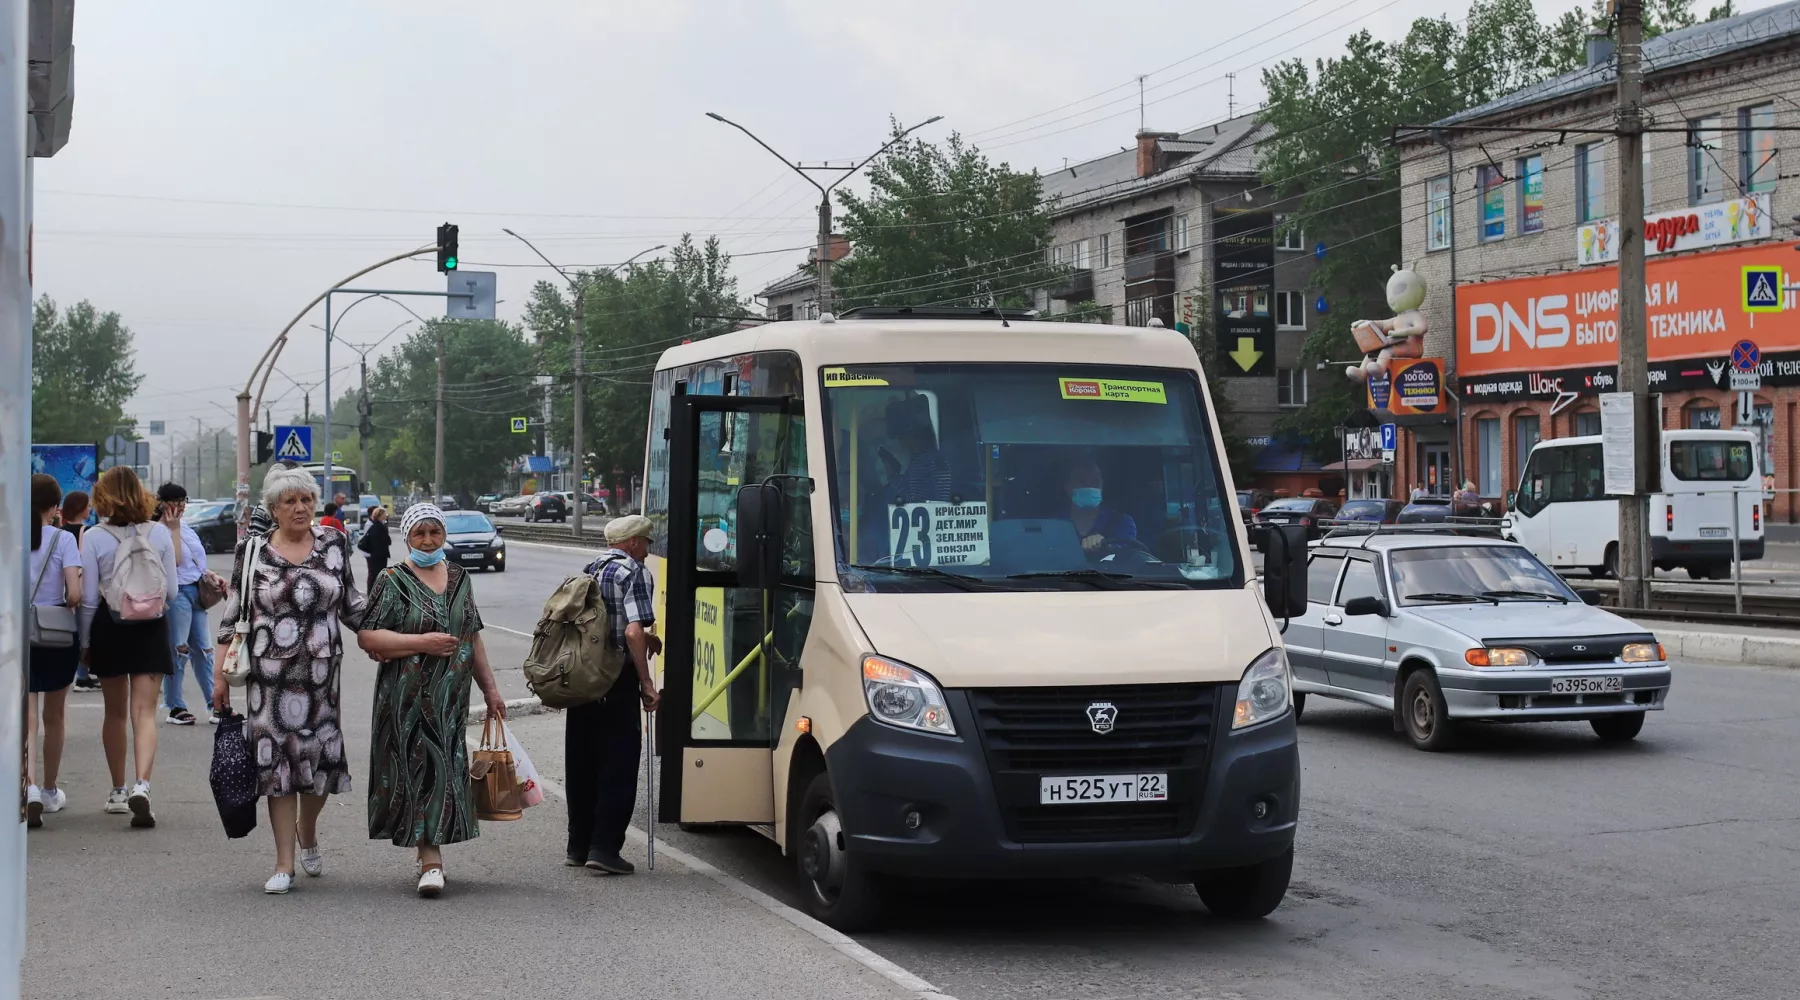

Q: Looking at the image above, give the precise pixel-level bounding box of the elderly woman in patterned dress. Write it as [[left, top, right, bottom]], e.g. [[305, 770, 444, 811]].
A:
[[213, 465, 366, 895], [357, 503, 506, 898]]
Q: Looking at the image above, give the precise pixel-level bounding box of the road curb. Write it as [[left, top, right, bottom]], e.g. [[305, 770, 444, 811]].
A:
[[1653, 627, 1800, 668], [465, 696, 554, 725]]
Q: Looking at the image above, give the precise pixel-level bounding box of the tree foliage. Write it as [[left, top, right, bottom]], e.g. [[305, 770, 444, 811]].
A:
[[832, 126, 1060, 310], [1258, 0, 1729, 456], [364, 319, 535, 498], [524, 235, 741, 487], [32, 296, 143, 445]]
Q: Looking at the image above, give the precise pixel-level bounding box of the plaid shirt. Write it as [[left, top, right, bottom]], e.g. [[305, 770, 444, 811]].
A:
[[586, 548, 656, 651]]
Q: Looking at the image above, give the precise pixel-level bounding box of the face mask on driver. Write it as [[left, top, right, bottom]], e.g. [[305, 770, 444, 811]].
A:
[[1071, 487, 1103, 509]]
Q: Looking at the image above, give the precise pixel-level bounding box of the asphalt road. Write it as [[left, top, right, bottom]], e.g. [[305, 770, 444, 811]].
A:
[[25, 540, 1800, 1000]]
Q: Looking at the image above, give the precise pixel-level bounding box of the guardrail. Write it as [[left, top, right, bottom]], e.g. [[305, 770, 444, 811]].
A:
[[496, 520, 609, 548]]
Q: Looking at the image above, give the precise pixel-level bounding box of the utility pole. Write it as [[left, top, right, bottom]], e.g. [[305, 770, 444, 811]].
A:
[[434, 326, 446, 504], [214, 430, 223, 499], [1615, 0, 1654, 608], [705, 113, 942, 317]]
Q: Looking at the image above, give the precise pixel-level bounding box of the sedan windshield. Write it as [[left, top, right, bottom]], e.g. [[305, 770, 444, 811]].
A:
[[441, 512, 493, 534], [822, 363, 1239, 592], [1389, 545, 1576, 605]]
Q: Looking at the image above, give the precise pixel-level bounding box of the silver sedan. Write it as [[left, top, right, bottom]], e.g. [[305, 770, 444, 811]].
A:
[[1286, 533, 1671, 750]]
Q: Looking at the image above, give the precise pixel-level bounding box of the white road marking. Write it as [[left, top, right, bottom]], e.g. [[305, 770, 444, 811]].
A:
[[484, 623, 534, 638], [501, 538, 607, 556]]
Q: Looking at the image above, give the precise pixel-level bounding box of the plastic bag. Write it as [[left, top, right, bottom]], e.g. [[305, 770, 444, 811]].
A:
[[504, 721, 544, 808]]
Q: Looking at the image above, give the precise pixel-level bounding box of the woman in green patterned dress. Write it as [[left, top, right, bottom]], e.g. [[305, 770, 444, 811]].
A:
[[356, 504, 506, 897]]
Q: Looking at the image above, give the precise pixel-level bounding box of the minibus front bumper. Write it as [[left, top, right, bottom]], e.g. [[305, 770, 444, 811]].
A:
[[823, 689, 1298, 879]]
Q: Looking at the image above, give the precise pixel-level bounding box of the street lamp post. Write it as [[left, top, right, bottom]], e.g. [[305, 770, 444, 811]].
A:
[[501, 231, 663, 537], [704, 112, 942, 315]]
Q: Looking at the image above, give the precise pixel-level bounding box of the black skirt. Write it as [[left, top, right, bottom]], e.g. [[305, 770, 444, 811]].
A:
[[28, 643, 79, 693], [86, 598, 173, 679]]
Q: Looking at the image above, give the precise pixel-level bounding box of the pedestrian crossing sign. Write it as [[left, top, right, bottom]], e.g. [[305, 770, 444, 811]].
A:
[[273, 425, 312, 462], [510, 416, 528, 434], [1743, 265, 1783, 313]]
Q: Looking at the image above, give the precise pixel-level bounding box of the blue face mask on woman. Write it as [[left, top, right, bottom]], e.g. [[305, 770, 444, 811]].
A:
[[408, 547, 446, 568], [1071, 487, 1103, 509]]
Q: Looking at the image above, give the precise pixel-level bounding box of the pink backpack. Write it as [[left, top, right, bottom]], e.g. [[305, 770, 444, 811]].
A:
[[101, 523, 168, 621]]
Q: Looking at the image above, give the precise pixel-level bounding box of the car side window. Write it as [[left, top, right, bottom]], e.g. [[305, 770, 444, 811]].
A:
[[1306, 552, 1345, 604], [1335, 557, 1382, 607]]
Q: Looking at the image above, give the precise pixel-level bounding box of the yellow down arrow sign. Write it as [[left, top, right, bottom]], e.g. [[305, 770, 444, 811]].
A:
[[1228, 337, 1263, 372]]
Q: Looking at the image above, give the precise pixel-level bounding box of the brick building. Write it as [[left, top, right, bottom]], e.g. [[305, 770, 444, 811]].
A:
[[1395, 1, 1800, 521], [1039, 115, 1323, 483]]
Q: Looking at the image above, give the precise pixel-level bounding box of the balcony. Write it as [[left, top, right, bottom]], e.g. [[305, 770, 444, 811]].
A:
[[1051, 267, 1094, 302]]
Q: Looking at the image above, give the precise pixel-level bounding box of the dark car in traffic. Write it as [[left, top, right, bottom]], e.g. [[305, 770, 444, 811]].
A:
[[1335, 498, 1408, 524], [524, 492, 567, 523], [1397, 495, 1504, 535], [440, 511, 506, 572], [1236, 488, 1275, 528], [1252, 497, 1338, 541], [183, 500, 238, 554]]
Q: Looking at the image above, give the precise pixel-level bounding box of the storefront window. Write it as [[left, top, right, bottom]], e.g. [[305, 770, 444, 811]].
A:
[[1512, 414, 1540, 483], [1686, 404, 1721, 430], [1478, 165, 1505, 241], [1574, 410, 1601, 437], [1477, 417, 1501, 496]]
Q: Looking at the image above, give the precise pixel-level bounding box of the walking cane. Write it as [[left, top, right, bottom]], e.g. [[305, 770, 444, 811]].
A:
[[644, 704, 656, 871]]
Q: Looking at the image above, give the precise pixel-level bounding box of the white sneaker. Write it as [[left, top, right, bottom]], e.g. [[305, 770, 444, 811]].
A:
[[25, 786, 42, 829], [127, 780, 155, 828], [264, 872, 293, 895], [417, 866, 445, 898], [41, 787, 66, 815], [103, 787, 130, 814], [299, 846, 323, 877]]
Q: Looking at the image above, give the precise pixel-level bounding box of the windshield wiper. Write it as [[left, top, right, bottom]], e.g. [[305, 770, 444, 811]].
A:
[[1481, 589, 1570, 603], [1004, 569, 1188, 590], [847, 564, 992, 591], [1404, 592, 1496, 604]]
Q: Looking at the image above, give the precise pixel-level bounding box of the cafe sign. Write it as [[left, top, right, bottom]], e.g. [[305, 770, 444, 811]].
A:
[[1577, 193, 1771, 266]]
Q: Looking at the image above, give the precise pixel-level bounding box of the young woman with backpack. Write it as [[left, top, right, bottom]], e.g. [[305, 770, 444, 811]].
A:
[[78, 466, 178, 828]]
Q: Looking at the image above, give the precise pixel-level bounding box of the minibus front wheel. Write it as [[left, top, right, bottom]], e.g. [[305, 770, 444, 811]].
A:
[[796, 771, 886, 931], [1193, 846, 1293, 920]]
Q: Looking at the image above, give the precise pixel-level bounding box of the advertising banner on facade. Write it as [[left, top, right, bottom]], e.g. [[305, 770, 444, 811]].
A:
[[1213, 209, 1275, 378], [1457, 241, 1800, 400], [1577, 194, 1772, 266]]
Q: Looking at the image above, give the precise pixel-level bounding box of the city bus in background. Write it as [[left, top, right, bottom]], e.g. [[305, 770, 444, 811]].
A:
[[640, 308, 1308, 930], [297, 463, 364, 533], [1503, 429, 1764, 580]]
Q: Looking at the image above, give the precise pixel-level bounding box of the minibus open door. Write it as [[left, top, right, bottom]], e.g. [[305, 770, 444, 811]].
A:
[[659, 393, 810, 828]]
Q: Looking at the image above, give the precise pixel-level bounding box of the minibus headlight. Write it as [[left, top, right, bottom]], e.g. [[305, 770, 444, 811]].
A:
[[861, 655, 955, 736], [1233, 647, 1291, 730]]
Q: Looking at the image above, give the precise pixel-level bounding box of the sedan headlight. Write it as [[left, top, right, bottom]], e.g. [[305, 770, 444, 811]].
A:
[[1232, 647, 1291, 730], [861, 655, 954, 736], [1621, 642, 1665, 663], [1465, 647, 1537, 667], [489, 536, 505, 548]]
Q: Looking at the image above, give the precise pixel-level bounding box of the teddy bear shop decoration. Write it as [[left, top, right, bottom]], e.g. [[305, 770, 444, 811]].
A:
[[1346, 265, 1428, 382]]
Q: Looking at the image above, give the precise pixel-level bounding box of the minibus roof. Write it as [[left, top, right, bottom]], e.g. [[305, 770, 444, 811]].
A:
[[654, 317, 1201, 373], [1531, 428, 1757, 448]]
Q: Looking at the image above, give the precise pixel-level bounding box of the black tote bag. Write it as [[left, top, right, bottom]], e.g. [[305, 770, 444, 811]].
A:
[[209, 714, 259, 839]]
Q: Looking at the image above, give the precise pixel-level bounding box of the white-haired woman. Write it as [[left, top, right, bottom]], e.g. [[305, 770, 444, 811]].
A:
[[214, 465, 367, 894]]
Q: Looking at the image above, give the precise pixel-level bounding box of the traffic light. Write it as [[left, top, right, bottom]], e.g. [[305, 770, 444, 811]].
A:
[[254, 430, 274, 465], [358, 389, 374, 439], [436, 222, 459, 272]]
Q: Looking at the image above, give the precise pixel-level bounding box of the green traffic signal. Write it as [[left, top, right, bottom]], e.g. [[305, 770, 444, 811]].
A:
[[445, 256, 457, 270]]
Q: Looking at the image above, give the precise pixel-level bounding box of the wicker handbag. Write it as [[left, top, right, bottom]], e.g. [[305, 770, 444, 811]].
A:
[[471, 716, 523, 822]]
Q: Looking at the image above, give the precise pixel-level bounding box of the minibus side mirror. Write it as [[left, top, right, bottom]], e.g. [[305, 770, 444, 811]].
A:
[[1261, 524, 1308, 618], [734, 483, 784, 591]]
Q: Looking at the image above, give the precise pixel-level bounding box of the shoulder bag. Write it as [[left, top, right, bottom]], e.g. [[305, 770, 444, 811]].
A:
[[27, 531, 77, 648], [220, 534, 264, 688]]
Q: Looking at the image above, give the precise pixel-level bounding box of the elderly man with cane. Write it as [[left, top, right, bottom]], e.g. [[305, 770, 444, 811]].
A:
[[564, 514, 663, 875]]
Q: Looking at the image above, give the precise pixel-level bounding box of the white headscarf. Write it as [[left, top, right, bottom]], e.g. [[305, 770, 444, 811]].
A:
[[400, 502, 445, 540]]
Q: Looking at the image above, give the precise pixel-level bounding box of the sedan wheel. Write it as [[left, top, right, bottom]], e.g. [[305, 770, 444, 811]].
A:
[[1400, 670, 1455, 751]]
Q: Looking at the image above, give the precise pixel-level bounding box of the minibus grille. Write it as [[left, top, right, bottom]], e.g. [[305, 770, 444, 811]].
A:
[[968, 683, 1221, 843]]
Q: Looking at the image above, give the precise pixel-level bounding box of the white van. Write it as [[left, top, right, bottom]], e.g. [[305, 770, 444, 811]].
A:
[[638, 307, 1309, 929], [1504, 429, 1764, 579]]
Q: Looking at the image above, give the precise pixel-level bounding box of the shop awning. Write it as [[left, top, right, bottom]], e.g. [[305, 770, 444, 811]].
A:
[[1323, 458, 1385, 472]]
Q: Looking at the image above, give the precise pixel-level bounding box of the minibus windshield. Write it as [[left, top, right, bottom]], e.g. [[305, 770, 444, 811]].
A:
[[821, 363, 1241, 592]]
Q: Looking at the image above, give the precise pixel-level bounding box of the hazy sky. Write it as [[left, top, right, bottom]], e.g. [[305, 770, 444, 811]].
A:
[[38, 0, 1620, 463]]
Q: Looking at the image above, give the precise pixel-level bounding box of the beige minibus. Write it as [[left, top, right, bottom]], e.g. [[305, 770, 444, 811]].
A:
[[641, 307, 1308, 929]]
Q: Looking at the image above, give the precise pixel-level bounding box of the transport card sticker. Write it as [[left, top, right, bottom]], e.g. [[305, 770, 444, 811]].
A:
[[1058, 377, 1167, 403], [888, 502, 990, 567], [823, 366, 890, 387]]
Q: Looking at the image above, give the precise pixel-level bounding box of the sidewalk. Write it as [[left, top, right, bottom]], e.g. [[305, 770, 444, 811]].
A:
[[1637, 620, 1800, 669], [21, 651, 922, 1000]]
